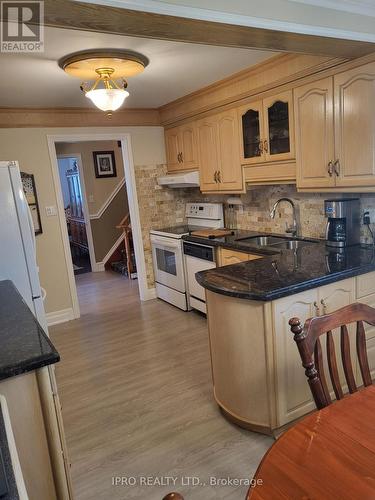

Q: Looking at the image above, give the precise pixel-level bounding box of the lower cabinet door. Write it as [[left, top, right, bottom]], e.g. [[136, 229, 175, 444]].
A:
[[354, 288, 375, 383], [219, 248, 250, 266], [318, 278, 357, 388], [274, 278, 356, 427], [365, 337, 375, 380], [273, 289, 317, 427]]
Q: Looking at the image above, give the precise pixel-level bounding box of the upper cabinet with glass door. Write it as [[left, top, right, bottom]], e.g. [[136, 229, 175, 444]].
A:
[[238, 90, 295, 165]]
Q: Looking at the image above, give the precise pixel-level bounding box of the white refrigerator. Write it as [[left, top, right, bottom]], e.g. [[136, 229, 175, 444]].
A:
[[0, 161, 46, 327], [0, 160, 73, 499]]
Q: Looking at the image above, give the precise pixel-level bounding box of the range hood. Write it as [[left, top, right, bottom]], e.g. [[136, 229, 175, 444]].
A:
[[157, 171, 200, 188]]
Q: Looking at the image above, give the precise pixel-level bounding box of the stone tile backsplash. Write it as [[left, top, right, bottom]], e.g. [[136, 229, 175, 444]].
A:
[[136, 164, 375, 289]]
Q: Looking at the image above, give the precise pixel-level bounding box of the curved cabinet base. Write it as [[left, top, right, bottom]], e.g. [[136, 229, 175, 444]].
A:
[[218, 403, 273, 436], [205, 276, 362, 434]]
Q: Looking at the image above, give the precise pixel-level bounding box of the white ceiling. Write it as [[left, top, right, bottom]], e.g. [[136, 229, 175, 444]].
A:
[[0, 26, 275, 109], [85, 0, 375, 42], [289, 0, 375, 17]]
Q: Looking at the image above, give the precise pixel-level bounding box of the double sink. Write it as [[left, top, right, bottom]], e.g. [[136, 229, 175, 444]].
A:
[[235, 234, 317, 251]]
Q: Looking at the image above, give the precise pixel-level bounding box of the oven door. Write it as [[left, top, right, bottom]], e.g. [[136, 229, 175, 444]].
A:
[[150, 235, 185, 293]]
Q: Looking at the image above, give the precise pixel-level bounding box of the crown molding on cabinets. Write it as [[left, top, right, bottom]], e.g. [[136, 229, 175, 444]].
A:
[[0, 107, 161, 128], [159, 53, 347, 126], [43, 0, 375, 59]]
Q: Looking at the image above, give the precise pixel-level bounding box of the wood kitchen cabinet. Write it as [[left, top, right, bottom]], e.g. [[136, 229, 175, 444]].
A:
[[205, 275, 362, 434], [197, 109, 244, 193], [334, 62, 375, 188], [196, 116, 219, 191], [218, 247, 262, 266], [294, 77, 335, 189], [238, 90, 295, 165], [355, 271, 375, 379], [165, 122, 198, 172], [295, 61, 375, 190], [273, 278, 356, 426]]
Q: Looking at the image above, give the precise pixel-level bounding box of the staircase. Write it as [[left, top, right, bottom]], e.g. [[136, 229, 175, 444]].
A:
[[108, 214, 137, 279]]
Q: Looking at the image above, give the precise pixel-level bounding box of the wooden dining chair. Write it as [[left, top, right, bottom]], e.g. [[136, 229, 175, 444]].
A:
[[289, 302, 374, 409], [162, 493, 184, 500]]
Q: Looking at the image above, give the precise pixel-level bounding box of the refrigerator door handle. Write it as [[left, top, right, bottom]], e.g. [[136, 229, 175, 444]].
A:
[[25, 200, 36, 255]]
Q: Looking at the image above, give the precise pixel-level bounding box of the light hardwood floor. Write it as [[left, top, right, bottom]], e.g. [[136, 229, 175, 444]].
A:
[[50, 271, 272, 500]]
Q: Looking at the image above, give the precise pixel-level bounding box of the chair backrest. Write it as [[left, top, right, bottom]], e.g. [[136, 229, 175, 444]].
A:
[[162, 493, 184, 500], [289, 302, 374, 409]]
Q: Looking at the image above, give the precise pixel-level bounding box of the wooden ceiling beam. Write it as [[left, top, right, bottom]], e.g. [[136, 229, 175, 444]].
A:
[[0, 107, 161, 128], [42, 0, 375, 59]]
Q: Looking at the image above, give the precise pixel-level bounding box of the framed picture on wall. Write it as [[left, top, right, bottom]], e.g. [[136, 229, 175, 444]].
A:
[[93, 151, 117, 178], [20, 172, 43, 235]]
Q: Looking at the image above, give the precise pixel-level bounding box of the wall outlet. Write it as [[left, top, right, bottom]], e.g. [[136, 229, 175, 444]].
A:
[[88, 194, 94, 203], [363, 208, 375, 224], [45, 206, 57, 217], [363, 212, 371, 225]]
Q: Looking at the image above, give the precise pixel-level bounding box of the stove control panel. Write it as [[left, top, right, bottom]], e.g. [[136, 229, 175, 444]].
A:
[[185, 202, 223, 220]]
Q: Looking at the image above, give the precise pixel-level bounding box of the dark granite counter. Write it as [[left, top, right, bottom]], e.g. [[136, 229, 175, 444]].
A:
[[183, 229, 318, 256], [0, 280, 59, 381], [195, 242, 375, 301]]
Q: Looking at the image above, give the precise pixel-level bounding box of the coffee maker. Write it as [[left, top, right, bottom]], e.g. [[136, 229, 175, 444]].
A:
[[324, 198, 360, 247]]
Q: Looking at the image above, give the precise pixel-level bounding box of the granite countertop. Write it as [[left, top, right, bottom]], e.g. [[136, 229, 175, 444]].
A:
[[182, 229, 320, 256], [0, 280, 59, 381], [195, 241, 375, 301]]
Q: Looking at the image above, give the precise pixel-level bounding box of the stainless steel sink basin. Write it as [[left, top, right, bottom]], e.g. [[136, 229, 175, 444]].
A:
[[235, 234, 318, 250], [235, 235, 288, 246], [271, 240, 313, 250]]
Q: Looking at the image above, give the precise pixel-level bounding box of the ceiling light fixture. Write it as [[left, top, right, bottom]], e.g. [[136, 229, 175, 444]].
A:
[[59, 49, 149, 114]]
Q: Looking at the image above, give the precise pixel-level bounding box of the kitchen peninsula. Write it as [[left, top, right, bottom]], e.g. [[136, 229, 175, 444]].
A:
[[0, 280, 62, 499], [194, 240, 375, 435]]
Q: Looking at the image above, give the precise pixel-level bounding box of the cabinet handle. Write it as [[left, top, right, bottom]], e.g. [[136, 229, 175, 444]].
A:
[[177, 152, 181, 163], [263, 139, 268, 153], [217, 171, 221, 183], [313, 301, 320, 316], [214, 171, 218, 183], [333, 159, 340, 177], [259, 140, 264, 154], [320, 299, 327, 315], [180, 152, 183, 163], [328, 161, 333, 177]]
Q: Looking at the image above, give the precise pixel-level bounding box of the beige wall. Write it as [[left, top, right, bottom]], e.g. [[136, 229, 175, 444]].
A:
[[0, 126, 165, 314], [55, 140, 125, 215], [90, 187, 129, 262]]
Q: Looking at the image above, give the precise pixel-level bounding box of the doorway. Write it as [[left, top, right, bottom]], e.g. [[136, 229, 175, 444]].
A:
[[47, 132, 154, 318], [57, 155, 92, 275]]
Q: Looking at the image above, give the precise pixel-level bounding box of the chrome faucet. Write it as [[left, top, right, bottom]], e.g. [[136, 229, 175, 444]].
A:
[[270, 198, 300, 237]]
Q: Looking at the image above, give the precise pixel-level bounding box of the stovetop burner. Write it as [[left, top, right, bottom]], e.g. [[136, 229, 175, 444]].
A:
[[156, 225, 191, 235]]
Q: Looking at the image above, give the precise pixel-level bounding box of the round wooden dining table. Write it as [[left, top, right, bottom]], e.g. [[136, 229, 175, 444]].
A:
[[247, 385, 375, 499]]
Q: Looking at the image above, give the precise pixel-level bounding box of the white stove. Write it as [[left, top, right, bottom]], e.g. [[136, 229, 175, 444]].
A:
[[150, 203, 224, 310]]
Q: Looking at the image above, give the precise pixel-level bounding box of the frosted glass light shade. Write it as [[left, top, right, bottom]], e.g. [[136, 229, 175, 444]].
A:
[[85, 88, 129, 111]]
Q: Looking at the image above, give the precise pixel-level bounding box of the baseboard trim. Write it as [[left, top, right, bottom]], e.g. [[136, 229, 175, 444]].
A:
[[141, 287, 157, 301], [46, 308, 75, 326], [93, 262, 105, 272]]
